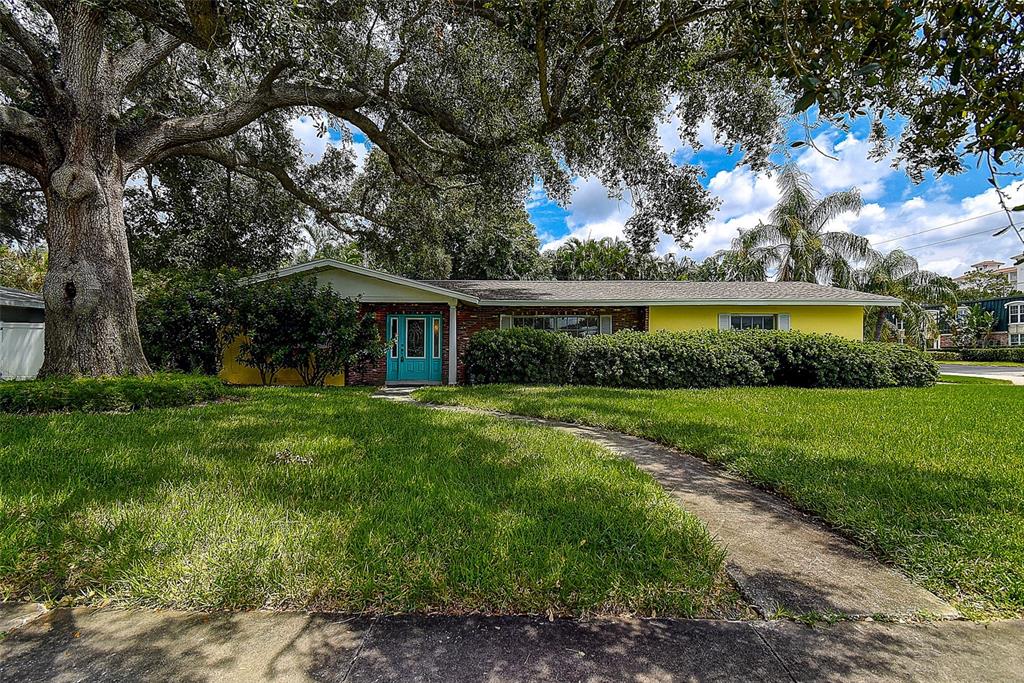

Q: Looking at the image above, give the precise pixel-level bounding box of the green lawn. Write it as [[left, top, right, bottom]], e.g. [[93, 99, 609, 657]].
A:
[[416, 384, 1024, 619], [0, 387, 740, 617], [939, 374, 1013, 385]]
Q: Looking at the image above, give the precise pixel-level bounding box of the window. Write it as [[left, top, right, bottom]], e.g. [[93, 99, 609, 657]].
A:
[[1009, 302, 1024, 325], [501, 314, 610, 337], [432, 318, 441, 358], [1010, 334, 1023, 347], [956, 306, 970, 322], [405, 318, 425, 358], [389, 317, 399, 358], [730, 314, 776, 331]]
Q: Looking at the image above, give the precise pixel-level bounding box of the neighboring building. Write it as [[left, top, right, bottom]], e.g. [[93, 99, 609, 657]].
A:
[[954, 256, 1024, 290], [220, 259, 901, 386], [925, 296, 1024, 349], [0, 286, 45, 380]]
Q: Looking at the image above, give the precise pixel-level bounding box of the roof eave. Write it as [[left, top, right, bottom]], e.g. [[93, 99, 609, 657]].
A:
[[475, 298, 902, 307], [241, 259, 481, 304]]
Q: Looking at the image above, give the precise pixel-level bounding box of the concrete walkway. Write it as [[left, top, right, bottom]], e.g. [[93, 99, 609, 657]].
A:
[[2, 604, 1022, 682], [377, 389, 957, 619], [939, 364, 1024, 385]]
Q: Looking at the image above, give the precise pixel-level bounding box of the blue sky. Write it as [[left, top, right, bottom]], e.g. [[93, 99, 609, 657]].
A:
[[528, 113, 1024, 277], [290, 114, 1024, 278]]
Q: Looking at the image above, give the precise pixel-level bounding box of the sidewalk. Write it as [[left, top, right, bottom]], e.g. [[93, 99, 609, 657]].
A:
[[2, 605, 1022, 682]]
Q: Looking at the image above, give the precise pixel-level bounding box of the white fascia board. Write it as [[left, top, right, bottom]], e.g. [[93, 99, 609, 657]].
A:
[[242, 259, 480, 304], [0, 297, 44, 309], [476, 298, 902, 307]]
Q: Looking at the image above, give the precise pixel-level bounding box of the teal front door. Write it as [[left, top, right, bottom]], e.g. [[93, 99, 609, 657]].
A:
[[386, 314, 443, 383]]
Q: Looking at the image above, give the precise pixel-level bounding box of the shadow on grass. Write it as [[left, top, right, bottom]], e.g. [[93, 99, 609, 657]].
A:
[[0, 388, 728, 616]]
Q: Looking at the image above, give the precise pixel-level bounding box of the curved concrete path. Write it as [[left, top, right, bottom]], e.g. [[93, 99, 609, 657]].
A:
[[377, 388, 958, 620]]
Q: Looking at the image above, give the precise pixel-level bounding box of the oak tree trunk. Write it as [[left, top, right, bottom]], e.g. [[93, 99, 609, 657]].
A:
[[39, 165, 151, 377]]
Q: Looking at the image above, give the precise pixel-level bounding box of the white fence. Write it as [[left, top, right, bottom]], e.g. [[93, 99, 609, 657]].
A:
[[0, 322, 44, 380]]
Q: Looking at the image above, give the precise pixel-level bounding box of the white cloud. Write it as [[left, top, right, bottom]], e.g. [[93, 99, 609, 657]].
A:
[[794, 131, 896, 200], [539, 176, 634, 251], [289, 116, 370, 171]]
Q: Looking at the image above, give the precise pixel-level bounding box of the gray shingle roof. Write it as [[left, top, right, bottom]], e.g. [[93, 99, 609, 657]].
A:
[[0, 286, 44, 309], [421, 279, 901, 306]]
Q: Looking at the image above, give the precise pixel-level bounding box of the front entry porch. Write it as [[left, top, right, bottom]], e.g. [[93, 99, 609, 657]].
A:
[[385, 314, 444, 385]]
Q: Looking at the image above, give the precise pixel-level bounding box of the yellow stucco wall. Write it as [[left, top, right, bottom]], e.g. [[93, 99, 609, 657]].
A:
[[648, 305, 865, 340], [218, 336, 345, 386]]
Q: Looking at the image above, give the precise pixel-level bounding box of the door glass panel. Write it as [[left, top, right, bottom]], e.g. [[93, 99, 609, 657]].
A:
[[406, 318, 426, 358], [389, 318, 399, 358], [432, 318, 441, 358]]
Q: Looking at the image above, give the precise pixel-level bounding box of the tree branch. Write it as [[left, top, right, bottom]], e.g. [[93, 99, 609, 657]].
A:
[[113, 28, 183, 97], [115, 0, 229, 51], [0, 4, 60, 106], [0, 131, 47, 180], [0, 103, 44, 142], [165, 140, 353, 232]]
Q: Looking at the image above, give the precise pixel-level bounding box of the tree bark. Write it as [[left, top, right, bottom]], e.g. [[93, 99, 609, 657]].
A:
[[39, 169, 151, 377], [872, 308, 886, 341]]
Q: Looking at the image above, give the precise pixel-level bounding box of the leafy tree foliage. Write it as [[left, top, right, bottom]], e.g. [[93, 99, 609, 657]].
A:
[[0, 244, 46, 292], [134, 269, 242, 375], [125, 157, 306, 273], [546, 237, 691, 280], [941, 303, 997, 349], [348, 153, 547, 279], [235, 278, 385, 386], [956, 268, 1018, 301], [2, 1, 1022, 375], [724, 164, 870, 285], [851, 249, 957, 343], [0, 167, 45, 246]]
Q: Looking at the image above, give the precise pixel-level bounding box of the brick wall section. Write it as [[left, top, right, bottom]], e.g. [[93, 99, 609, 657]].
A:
[[454, 305, 646, 384], [346, 303, 452, 386], [936, 332, 1009, 349]]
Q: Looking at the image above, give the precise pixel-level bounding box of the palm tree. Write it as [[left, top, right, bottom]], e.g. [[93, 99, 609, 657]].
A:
[[548, 237, 634, 280], [729, 164, 871, 285], [852, 249, 958, 343]]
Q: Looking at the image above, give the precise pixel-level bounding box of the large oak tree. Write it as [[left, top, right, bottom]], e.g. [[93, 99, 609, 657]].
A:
[[1, 0, 1020, 375]]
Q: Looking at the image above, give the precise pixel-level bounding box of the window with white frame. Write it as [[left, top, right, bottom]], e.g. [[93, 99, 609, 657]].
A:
[[956, 305, 970, 322], [500, 314, 612, 337], [1008, 302, 1024, 325], [730, 314, 776, 330], [1010, 334, 1024, 346], [717, 313, 791, 331]]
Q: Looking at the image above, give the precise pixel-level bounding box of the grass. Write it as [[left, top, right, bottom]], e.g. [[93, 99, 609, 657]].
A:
[[0, 387, 741, 617], [416, 384, 1024, 619], [938, 374, 1013, 385]]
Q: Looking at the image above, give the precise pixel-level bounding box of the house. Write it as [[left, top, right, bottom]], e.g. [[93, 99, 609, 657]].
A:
[[925, 296, 1024, 349], [220, 259, 902, 386], [0, 286, 45, 380], [954, 256, 1024, 290]]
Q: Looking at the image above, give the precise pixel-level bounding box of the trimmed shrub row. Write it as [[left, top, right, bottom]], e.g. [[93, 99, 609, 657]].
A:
[[466, 329, 938, 389], [0, 373, 231, 414], [957, 347, 1024, 363], [927, 348, 1024, 363]]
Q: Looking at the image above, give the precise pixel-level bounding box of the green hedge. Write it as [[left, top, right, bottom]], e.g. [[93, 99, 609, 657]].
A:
[[465, 328, 574, 384], [927, 351, 962, 361], [957, 347, 1024, 363], [0, 373, 231, 414], [466, 329, 938, 389]]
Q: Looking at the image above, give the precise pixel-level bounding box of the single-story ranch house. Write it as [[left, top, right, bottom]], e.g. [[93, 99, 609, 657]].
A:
[[220, 258, 901, 386]]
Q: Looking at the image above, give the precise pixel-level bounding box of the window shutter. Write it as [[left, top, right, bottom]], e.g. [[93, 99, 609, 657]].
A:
[[777, 313, 791, 331], [600, 315, 612, 334], [499, 315, 512, 330], [718, 313, 731, 331]]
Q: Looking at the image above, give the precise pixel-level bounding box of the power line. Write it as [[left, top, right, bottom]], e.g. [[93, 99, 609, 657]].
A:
[[900, 225, 1012, 252], [871, 209, 1008, 246]]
